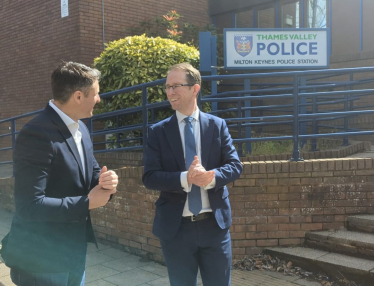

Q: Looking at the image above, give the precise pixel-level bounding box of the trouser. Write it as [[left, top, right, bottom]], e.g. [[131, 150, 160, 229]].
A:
[[160, 215, 232, 286]]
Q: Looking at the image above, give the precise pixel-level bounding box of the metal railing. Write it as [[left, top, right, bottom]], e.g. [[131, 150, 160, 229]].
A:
[[1, 66, 374, 164]]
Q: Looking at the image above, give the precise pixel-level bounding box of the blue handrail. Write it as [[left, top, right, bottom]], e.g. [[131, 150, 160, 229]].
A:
[[1, 66, 374, 165]]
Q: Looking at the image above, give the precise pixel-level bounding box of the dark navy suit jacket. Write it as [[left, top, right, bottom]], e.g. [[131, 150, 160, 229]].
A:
[[3, 104, 101, 273], [142, 111, 243, 240]]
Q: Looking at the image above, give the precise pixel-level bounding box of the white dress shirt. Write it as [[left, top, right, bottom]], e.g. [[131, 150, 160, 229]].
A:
[[49, 100, 86, 175], [176, 109, 216, 216]]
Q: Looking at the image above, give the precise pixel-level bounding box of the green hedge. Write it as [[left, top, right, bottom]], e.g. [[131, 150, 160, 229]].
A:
[[94, 34, 200, 112]]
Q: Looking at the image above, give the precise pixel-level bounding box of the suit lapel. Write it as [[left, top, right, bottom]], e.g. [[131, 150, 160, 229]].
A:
[[200, 112, 214, 168], [80, 122, 92, 187], [164, 114, 186, 171], [45, 105, 86, 182]]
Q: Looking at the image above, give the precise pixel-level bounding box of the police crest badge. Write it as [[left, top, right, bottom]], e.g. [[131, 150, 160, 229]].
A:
[[234, 35, 253, 57]]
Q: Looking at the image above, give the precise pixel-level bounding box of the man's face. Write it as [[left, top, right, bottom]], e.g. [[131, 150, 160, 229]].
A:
[[80, 80, 100, 118], [165, 69, 199, 116]]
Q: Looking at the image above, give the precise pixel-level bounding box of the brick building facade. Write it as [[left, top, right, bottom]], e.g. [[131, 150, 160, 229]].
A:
[[0, 0, 210, 119], [2, 0, 374, 120], [212, 0, 374, 63]]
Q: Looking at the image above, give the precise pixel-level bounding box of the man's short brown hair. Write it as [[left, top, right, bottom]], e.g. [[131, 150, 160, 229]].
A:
[[51, 62, 101, 104], [168, 63, 201, 86]]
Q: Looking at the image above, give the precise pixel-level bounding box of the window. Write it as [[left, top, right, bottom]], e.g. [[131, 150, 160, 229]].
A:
[[236, 10, 254, 28], [214, 0, 328, 29], [258, 7, 275, 28], [307, 0, 327, 28], [281, 1, 300, 28], [214, 13, 233, 31]]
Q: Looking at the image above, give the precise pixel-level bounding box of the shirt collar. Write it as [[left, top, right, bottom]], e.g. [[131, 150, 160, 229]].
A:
[[176, 108, 200, 124], [49, 100, 79, 131]]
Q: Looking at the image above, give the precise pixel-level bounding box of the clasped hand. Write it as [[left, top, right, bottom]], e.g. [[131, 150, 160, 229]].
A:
[[88, 166, 118, 209], [99, 166, 118, 190], [187, 156, 215, 187]]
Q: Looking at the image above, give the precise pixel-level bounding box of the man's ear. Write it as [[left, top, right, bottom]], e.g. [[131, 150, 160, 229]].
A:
[[193, 84, 201, 97], [72, 90, 83, 104]]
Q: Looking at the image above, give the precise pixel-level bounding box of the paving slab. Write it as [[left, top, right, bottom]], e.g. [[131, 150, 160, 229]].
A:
[[0, 208, 336, 286], [231, 270, 301, 286], [102, 268, 162, 286], [101, 256, 154, 273], [139, 262, 169, 277], [86, 252, 117, 267], [98, 247, 131, 259], [259, 270, 300, 282], [87, 242, 112, 254], [143, 276, 171, 286], [86, 280, 117, 286], [85, 264, 120, 283]]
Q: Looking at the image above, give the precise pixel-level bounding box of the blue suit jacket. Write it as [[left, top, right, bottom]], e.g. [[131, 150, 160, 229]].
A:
[[142, 111, 243, 240], [3, 104, 101, 273]]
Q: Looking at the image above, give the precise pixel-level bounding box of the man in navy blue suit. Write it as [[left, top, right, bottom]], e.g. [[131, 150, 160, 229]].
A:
[[1, 62, 118, 286], [143, 63, 243, 286]]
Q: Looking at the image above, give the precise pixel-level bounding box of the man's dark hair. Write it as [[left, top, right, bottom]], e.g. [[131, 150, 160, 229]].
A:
[[51, 62, 101, 104], [168, 62, 201, 86]]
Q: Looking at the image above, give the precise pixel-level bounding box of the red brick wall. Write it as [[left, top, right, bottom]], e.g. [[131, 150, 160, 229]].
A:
[[2, 153, 374, 263], [0, 0, 80, 119], [230, 158, 374, 258], [77, 0, 212, 66], [0, 0, 210, 119], [89, 156, 374, 262], [95, 152, 143, 170]]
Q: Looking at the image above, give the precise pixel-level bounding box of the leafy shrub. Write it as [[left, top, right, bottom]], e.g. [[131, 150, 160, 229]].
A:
[[93, 34, 203, 148], [94, 34, 200, 113]]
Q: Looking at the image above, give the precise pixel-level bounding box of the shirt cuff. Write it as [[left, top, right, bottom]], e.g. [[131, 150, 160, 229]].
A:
[[203, 176, 216, 190], [180, 171, 191, 193]]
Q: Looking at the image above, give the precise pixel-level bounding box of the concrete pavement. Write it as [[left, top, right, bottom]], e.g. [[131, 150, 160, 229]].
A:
[[0, 209, 321, 286]]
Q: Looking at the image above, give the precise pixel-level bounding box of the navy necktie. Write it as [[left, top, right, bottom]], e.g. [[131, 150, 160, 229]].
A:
[[184, 117, 202, 216]]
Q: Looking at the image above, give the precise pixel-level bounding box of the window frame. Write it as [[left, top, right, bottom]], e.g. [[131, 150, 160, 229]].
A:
[[231, 0, 329, 29]]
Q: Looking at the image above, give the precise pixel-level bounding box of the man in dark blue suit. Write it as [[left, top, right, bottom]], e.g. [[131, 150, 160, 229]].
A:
[[1, 62, 118, 286], [143, 63, 243, 286]]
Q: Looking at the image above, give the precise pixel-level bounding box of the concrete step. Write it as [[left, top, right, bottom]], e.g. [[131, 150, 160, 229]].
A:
[[347, 215, 374, 234], [264, 246, 374, 286], [305, 229, 374, 260]]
